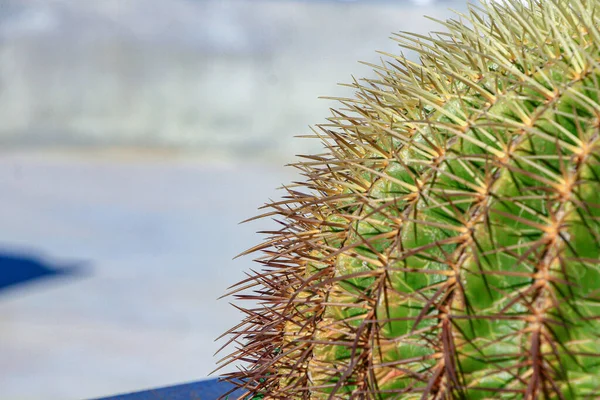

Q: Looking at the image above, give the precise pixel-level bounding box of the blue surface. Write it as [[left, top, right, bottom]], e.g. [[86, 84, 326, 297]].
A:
[[95, 379, 245, 400], [0, 251, 82, 294]]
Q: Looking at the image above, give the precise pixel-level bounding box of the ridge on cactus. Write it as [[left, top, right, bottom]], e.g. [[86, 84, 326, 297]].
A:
[[216, 0, 600, 398]]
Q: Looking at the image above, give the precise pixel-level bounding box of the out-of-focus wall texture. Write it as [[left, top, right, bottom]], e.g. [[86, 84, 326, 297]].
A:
[[0, 1, 467, 399], [0, 0, 465, 160]]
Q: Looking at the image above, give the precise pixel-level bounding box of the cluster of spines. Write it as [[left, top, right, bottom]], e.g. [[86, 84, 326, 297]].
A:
[[217, 1, 600, 399]]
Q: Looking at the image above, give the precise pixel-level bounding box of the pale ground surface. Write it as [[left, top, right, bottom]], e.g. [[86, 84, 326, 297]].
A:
[[0, 150, 297, 400]]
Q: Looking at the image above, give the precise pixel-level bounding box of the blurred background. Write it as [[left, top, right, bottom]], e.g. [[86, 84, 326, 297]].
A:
[[0, 0, 469, 399]]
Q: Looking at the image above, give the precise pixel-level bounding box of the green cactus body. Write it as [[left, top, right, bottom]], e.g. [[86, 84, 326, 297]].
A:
[[219, 0, 600, 398]]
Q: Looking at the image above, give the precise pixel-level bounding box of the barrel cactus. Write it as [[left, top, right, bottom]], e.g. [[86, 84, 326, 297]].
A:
[[218, 0, 600, 398]]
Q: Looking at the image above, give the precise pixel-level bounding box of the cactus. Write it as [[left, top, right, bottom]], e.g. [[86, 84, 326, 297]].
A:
[[218, 0, 600, 398]]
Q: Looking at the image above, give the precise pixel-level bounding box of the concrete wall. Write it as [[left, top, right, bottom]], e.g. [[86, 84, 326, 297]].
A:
[[0, 0, 467, 161]]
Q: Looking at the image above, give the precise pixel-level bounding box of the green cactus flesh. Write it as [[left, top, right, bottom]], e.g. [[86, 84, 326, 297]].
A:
[[219, 0, 600, 398]]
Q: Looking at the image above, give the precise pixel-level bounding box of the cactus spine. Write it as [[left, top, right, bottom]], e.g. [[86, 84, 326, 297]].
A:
[[219, 0, 600, 398]]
